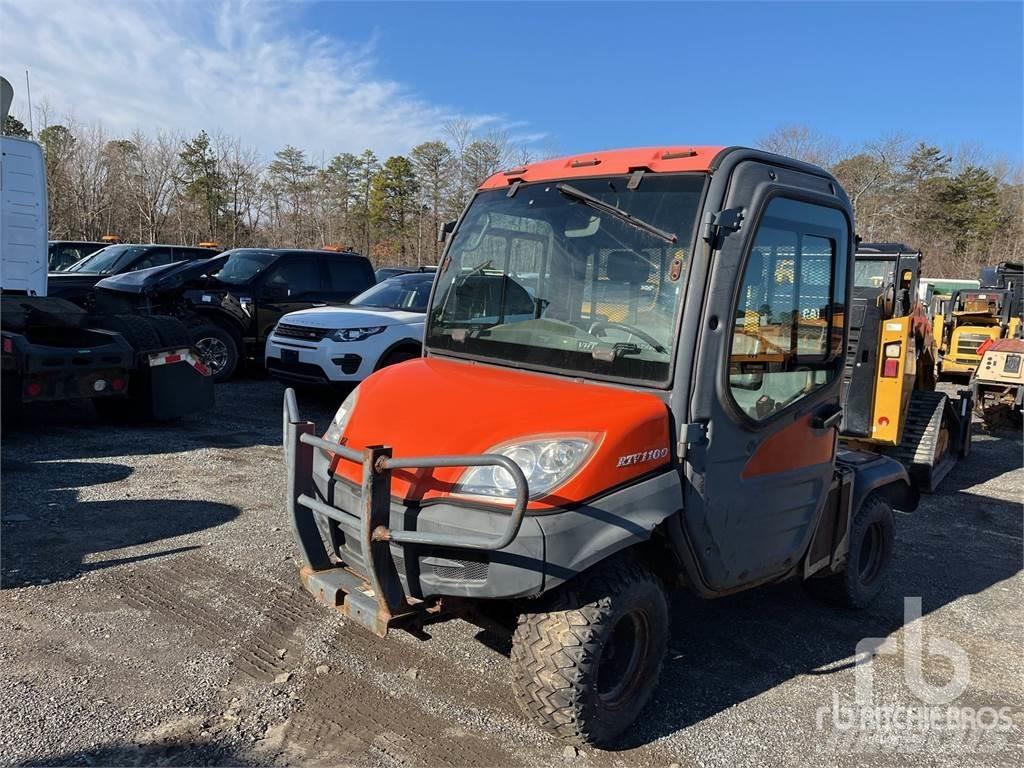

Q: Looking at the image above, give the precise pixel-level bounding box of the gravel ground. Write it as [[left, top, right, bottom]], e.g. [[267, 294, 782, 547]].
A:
[[1, 376, 1021, 767]]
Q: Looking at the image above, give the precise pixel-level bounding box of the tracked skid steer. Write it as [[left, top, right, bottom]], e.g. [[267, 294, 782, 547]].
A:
[[840, 244, 971, 491]]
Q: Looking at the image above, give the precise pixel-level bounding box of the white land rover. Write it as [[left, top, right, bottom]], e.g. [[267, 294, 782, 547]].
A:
[[265, 272, 433, 385]]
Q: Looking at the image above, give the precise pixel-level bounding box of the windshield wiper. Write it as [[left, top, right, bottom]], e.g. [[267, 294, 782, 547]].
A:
[[556, 183, 677, 244]]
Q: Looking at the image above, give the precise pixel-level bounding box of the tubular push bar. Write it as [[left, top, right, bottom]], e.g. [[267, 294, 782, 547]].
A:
[[284, 388, 529, 554]]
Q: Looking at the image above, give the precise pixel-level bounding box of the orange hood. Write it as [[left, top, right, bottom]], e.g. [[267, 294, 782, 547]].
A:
[[331, 357, 673, 509]]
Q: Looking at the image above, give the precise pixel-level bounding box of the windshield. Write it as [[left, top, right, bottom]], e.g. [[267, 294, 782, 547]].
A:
[[426, 174, 705, 384], [211, 249, 278, 284], [65, 245, 144, 274], [853, 258, 895, 289], [352, 274, 434, 311]]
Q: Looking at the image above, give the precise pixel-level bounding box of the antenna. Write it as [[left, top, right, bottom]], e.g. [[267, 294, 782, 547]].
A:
[[25, 69, 33, 135]]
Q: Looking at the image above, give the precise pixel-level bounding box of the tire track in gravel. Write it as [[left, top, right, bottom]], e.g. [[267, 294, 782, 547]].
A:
[[106, 552, 537, 765], [105, 552, 316, 683], [105, 551, 669, 766], [284, 673, 522, 767]]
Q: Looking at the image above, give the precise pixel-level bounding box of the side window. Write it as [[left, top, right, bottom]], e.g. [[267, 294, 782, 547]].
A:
[[263, 256, 321, 296], [728, 197, 848, 421], [326, 257, 373, 290], [131, 247, 174, 271], [177, 248, 212, 262]]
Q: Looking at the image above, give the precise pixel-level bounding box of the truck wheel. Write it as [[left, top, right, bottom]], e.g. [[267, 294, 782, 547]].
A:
[[510, 555, 669, 747], [805, 494, 895, 609], [189, 324, 238, 382], [146, 316, 191, 348], [96, 314, 161, 353]]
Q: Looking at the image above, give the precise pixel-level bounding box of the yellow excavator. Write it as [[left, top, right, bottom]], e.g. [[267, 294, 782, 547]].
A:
[[840, 243, 972, 491]]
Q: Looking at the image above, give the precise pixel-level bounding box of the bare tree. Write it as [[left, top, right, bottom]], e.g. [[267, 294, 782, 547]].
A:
[[757, 124, 843, 169]]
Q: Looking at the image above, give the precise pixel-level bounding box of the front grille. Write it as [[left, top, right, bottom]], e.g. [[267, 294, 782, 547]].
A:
[[275, 322, 332, 342], [957, 333, 991, 357], [434, 558, 489, 582], [391, 549, 489, 583]]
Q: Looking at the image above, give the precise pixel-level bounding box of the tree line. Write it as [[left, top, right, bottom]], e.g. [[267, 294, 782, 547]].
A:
[[3, 114, 1021, 277]]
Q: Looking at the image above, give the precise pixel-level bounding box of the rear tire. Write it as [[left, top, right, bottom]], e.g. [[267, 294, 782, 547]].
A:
[[805, 494, 895, 608], [94, 314, 161, 353], [90, 315, 162, 424], [146, 315, 191, 348], [510, 555, 669, 747], [189, 323, 238, 382]]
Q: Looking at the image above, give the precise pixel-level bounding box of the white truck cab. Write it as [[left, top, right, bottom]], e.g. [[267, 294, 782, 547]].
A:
[[1, 136, 48, 295]]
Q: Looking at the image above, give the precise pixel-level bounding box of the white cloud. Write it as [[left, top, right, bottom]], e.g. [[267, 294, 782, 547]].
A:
[[0, 0, 509, 158]]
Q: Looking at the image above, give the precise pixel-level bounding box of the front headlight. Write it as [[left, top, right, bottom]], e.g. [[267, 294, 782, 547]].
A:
[[323, 387, 359, 445], [332, 326, 386, 342], [456, 437, 594, 500]]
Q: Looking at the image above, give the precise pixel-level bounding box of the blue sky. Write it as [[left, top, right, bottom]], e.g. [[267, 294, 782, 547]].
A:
[[2, 1, 1021, 162]]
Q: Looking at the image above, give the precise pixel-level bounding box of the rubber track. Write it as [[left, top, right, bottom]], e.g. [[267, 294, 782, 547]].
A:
[[882, 390, 956, 491], [509, 556, 665, 746]]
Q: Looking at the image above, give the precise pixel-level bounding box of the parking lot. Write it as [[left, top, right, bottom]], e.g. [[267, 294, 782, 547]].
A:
[[1, 376, 1021, 767]]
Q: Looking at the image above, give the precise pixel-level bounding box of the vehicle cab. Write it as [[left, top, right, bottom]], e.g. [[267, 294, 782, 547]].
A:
[[284, 146, 917, 747]]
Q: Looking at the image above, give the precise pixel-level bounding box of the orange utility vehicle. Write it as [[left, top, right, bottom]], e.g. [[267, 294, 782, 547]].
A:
[[284, 146, 917, 746]]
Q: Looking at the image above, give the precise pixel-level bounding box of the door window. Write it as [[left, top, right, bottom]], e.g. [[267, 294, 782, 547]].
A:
[[728, 197, 848, 421], [263, 256, 322, 297], [176, 248, 216, 262], [131, 247, 174, 271], [326, 257, 373, 291]]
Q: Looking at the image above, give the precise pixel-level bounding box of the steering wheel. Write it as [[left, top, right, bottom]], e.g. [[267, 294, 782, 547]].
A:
[[588, 320, 667, 353]]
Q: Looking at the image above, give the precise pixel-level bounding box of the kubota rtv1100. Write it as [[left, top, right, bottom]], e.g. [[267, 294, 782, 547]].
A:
[[284, 146, 918, 746]]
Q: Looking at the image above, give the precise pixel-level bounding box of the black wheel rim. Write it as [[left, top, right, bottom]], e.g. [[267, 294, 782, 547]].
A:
[[597, 610, 649, 709], [858, 521, 885, 584], [195, 337, 229, 375]]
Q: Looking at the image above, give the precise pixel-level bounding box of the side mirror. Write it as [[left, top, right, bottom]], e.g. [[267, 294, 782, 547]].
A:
[[438, 220, 457, 244], [263, 284, 289, 300]]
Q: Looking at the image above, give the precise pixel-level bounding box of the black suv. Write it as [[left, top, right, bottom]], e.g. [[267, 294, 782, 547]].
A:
[[94, 247, 376, 381], [48, 243, 221, 307]]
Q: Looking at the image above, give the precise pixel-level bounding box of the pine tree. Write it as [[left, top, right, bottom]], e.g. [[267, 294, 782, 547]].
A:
[[178, 131, 226, 242], [3, 114, 31, 138], [370, 155, 419, 260]]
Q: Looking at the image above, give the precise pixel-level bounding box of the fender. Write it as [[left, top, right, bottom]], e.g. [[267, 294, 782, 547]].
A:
[[185, 304, 247, 343], [843, 450, 919, 513], [373, 337, 423, 370]]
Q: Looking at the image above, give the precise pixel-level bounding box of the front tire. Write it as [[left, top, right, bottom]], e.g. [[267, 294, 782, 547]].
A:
[[189, 324, 238, 382], [805, 494, 895, 608], [510, 555, 669, 747]]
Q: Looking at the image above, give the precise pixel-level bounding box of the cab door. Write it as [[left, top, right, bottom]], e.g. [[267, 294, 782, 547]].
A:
[[681, 160, 852, 593], [255, 253, 325, 341]]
